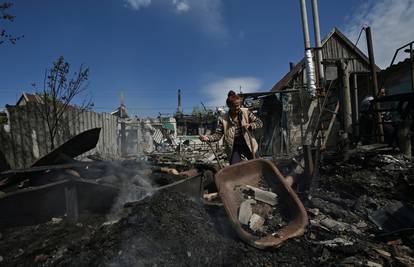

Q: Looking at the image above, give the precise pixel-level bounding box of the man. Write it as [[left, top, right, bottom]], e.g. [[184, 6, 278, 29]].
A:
[[199, 90, 263, 165], [358, 95, 374, 144]]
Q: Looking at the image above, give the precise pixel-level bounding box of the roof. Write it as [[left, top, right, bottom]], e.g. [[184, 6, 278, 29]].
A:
[[271, 27, 381, 92], [381, 58, 411, 75], [111, 104, 129, 118], [16, 92, 43, 106]]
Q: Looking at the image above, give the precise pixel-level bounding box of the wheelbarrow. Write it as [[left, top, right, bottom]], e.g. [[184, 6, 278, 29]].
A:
[[214, 158, 308, 249]]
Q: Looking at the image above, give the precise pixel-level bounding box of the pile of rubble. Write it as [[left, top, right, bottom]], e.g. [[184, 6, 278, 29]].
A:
[[0, 144, 413, 266], [237, 184, 288, 236], [306, 150, 414, 266], [0, 128, 219, 227], [147, 144, 226, 168]]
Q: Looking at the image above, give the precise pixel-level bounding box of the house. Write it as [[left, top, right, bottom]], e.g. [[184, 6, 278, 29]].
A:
[[272, 27, 381, 93], [174, 113, 217, 136], [270, 27, 381, 153], [15, 92, 43, 106]]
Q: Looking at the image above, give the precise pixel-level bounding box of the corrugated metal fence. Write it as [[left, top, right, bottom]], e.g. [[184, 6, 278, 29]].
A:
[[0, 104, 119, 169]]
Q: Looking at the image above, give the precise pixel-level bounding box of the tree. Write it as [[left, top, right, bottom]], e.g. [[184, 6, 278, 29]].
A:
[[0, 2, 23, 45], [34, 56, 93, 149]]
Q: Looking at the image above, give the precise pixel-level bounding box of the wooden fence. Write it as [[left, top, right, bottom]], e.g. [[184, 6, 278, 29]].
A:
[[0, 104, 118, 169]]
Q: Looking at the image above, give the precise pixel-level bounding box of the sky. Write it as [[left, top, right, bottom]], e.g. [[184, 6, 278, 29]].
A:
[[0, 0, 413, 116]]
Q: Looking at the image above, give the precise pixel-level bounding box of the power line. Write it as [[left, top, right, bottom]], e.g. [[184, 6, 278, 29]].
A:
[[93, 105, 218, 111], [354, 25, 368, 47]]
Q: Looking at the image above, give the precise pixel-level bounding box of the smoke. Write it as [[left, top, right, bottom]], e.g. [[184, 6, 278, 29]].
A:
[[104, 161, 156, 221]]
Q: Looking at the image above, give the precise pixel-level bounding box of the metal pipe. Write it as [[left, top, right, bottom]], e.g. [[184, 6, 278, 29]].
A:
[[300, 0, 311, 49], [299, 0, 317, 97], [302, 144, 314, 192], [389, 41, 414, 67], [311, 0, 324, 81]]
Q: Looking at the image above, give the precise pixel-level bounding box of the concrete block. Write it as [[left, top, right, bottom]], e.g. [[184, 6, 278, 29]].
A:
[[249, 213, 265, 232], [238, 199, 256, 225], [245, 185, 278, 206]]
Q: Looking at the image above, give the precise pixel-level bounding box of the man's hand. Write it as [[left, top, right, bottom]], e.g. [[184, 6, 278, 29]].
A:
[[199, 135, 209, 142]]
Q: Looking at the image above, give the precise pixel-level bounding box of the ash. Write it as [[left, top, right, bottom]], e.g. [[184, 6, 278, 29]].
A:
[[0, 151, 414, 266]]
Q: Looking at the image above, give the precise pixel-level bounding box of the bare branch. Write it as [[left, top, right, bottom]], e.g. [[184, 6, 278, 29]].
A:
[[34, 56, 92, 150], [0, 2, 23, 45]]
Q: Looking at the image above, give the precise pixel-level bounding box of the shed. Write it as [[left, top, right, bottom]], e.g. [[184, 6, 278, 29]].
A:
[[269, 27, 381, 154]]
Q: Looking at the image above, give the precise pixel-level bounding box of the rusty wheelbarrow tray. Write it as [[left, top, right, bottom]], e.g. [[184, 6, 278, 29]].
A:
[[215, 158, 308, 249]]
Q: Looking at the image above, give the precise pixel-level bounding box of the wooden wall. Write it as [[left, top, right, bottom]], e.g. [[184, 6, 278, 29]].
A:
[[0, 104, 118, 169]]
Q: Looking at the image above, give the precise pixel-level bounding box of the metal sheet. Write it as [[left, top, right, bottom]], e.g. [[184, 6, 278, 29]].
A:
[[0, 179, 118, 228], [32, 127, 101, 167], [0, 128, 101, 189]]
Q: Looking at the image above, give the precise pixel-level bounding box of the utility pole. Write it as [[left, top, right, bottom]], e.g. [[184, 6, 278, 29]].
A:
[[341, 61, 352, 135], [340, 60, 352, 158], [365, 27, 384, 142], [366, 27, 379, 96]]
